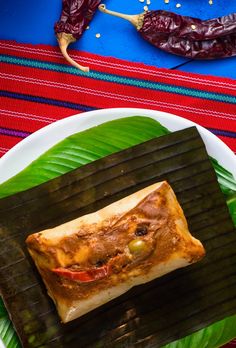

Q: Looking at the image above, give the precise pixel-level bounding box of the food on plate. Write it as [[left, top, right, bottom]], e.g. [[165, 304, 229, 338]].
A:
[[99, 4, 236, 59], [26, 181, 205, 323], [54, 0, 101, 72]]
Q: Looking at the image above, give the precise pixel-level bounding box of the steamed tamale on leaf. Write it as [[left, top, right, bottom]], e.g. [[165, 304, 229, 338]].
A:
[[0, 116, 236, 348], [0, 127, 236, 348]]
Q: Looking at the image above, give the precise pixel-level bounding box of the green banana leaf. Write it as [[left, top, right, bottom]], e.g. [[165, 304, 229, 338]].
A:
[[0, 117, 170, 199], [163, 315, 236, 348], [0, 116, 235, 348], [0, 301, 20, 348]]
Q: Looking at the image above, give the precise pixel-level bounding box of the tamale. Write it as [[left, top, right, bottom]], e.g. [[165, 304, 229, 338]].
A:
[[26, 181, 205, 323]]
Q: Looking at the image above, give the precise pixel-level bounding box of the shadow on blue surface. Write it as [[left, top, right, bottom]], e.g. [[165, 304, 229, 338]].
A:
[[0, 0, 236, 78]]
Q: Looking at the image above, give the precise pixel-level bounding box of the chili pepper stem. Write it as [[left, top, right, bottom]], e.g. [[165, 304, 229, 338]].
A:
[[98, 4, 141, 28], [57, 33, 89, 73]]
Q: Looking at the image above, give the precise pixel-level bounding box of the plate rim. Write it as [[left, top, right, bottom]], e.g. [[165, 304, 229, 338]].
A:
[[0, 107, 235, 183]]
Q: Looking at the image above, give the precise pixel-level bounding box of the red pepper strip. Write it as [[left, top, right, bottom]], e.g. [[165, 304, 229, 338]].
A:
[[53, 265, 110, 282]]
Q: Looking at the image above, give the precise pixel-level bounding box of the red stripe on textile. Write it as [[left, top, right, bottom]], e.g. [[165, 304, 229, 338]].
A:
[[0, 97, 82, 133], [1, 41, 236, 95], [0, 134, 22, 151], [0, 110, 49, 133], [0, 97, 78, 120], [217, 135, 236, 153]]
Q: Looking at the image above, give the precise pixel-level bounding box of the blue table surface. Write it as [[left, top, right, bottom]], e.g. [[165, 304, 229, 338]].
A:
[[0, 0, 236, 79]]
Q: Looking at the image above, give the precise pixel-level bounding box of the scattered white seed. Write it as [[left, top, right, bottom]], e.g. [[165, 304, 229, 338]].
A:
[[86, 26, 90, 30], [147, 0, 151, 4], [176, 3, 181, 8], [139, 0, 145, 2], [95, 33, 101, 38], [164, 0, 169, 3], [191, 24, 196, 30], [144, 5, 149, 11]]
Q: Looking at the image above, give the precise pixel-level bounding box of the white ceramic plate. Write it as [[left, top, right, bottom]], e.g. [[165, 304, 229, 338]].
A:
[[0, 108, 235, 184]]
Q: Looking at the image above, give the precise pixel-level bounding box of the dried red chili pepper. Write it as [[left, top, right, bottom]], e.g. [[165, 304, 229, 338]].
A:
[[55, 0, 101, 72], [99, 5, 236, 60]]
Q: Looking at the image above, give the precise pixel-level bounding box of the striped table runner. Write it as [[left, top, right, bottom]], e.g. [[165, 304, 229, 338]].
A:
[[0, 40, 236, 157], [0, 40, 236, 348]]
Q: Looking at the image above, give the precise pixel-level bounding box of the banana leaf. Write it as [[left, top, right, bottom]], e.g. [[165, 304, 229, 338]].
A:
[[0, 116, 236, 348], [0, 117, 170, 198]]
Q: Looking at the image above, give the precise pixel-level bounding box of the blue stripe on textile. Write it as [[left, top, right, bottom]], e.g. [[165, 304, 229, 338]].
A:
[[208, 128, 236, 139], [0, 127, 30, 138], [0, 90, 96, 112], [1, 54, 236, 105]]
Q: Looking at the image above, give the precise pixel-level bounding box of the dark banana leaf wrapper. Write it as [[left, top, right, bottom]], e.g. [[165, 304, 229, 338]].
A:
[[0, 127, 236, 348]]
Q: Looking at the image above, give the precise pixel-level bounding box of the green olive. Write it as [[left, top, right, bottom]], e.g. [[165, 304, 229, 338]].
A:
[[128, 239, 147, 254]]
